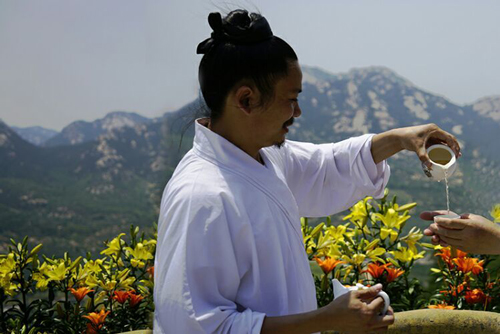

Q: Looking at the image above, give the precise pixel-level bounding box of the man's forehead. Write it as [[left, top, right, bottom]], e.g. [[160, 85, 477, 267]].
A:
[[276, 62, 302, 93]]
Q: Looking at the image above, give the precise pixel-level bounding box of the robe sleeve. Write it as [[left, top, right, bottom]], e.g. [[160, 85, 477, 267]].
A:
[[280, 134, 390, 217], [157, 190, 266, 334]]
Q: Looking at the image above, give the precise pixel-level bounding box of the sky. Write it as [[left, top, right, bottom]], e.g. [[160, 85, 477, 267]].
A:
[[1, 0, 499, 131]]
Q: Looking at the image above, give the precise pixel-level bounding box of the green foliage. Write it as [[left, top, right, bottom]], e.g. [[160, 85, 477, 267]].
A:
[[304, 189, 429, 311], [0, 226, 155, 334]]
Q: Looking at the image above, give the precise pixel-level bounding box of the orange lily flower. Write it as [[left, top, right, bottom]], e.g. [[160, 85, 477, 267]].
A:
[[362, 262, 390, 279], [465, 289, 486, 304], [435, 247, 467, 267], [147, 266, 154, 278], [129, 291, 144, 308], [385, 267, 405, 283], [453, 257, 484, 275], [440, 282, 466, 297], [113, 290, 130, 304], [83, 309, 110, 333], [428, 303, 455, 310], [314, 257, 345, 275], [439, 282, 467, 297], [69, 287, 94, 303]]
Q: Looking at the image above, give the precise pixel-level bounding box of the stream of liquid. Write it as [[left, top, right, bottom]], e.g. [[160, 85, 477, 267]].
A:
[[444, 169, 450, 215]]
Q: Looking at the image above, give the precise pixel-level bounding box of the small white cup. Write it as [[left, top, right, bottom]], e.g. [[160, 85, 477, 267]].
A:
[[433, 214, 460, 221], [332, 279, 390, 315], [422, 144, 457, 181]]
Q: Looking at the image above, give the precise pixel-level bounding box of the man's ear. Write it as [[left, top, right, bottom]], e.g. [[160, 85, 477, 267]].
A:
[[234, 85, 260, 115]]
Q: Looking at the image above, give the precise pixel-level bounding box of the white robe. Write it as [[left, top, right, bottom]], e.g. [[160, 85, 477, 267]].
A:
[[154, 119, 390, 334]]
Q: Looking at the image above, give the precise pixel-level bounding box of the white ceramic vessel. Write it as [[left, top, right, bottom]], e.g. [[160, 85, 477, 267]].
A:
[[422, 144, 457, 181], [332, 278, 390, 315]]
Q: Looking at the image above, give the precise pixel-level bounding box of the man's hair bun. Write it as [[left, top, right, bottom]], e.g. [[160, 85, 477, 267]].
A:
[[197, 10, 273, 54]]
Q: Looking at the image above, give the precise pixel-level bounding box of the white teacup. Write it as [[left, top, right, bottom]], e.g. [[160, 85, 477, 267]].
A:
[[332, 279, 390, 315], [433, 213, 460, 221], [422, 144, 457, 181]]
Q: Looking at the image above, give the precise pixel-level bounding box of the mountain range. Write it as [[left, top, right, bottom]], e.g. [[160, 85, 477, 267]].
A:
[[1, 65, 499, 257]]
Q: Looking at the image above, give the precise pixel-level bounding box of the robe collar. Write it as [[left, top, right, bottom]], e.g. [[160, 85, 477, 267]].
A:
[[193, 118, 266, 170], [192, 118, 302, 238]]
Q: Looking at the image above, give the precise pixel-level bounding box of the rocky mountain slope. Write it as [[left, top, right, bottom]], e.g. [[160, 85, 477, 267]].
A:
[[44, 111, 152, 147], [11, 126, 58, 146], [1, 66, 499, 257]]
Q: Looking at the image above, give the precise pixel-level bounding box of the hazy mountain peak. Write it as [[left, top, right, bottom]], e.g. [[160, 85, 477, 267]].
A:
[[0, 121, 10, 147], [100, 111, 149, 132], [11, 126, 58, 146], [45, 111, 151, 147], [302, 65, 412, 87], [471, 95, 500, 121], [0, 120, 36, 152], [346, 66, 413, 86]]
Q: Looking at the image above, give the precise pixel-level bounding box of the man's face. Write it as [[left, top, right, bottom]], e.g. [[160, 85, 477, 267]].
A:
[[254, 60, 303, 148]]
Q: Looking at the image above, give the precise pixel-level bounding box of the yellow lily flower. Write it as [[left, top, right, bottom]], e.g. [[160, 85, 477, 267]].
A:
[[491, 204, 500, 223], [100, 233, 125, 257], [85, 274, 99, 289], [33, 272, 51, 290], [373, 208, 411, 230], [401, 227, 424, 253], [390, 247, 425, 263], [99, 279, 117, 291], [46, 262, 67, 281], [316, 231, 334, 251], [143, 239, 157, 253], [0, 253, 16, 275], [373, 208, 410, 241], [327, 244, 343, 258], [343, 197, 372, 227], [0, 273, 18, 296], [326, 224, 349, 242], [366, 247, 386, 261], [71, 264, 89, 284], [305, 240, 316, 255], [380, 228, 399, 242], [301, 220, 317, 255], [131, 259, 145, 268], [344, 253, 366, 266], [117, 276, 136, 291], [125, 243, 154, 262]]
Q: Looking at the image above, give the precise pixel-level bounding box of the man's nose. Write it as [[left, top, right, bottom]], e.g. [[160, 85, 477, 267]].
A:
[[293, 103, 302, 118]]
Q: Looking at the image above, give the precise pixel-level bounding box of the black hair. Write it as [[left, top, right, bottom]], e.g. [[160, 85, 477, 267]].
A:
[[197, 9, 298, 123]]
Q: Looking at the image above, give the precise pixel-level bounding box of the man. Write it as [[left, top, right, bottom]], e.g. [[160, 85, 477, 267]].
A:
[[154, 10, 461, 333]]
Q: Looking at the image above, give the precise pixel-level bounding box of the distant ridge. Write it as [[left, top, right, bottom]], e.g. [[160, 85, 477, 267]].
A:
[[0, 65, 499, 257], [11, 126, 58, 146], [44, 111, 152, 147]]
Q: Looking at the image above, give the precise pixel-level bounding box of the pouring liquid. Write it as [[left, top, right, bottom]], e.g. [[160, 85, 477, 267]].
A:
[[434, 158, 451, 215], [444, 170, 450, 215]]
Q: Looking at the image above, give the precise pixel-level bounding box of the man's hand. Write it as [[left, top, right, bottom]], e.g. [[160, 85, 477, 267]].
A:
[[371, 123, 461, 165], [396, 124, 461, 168], [321, 284, 395, 333], [421, 211, 500, 254]]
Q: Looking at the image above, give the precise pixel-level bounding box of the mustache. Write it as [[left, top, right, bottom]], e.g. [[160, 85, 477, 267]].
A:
[[283, 118, 294, 127]]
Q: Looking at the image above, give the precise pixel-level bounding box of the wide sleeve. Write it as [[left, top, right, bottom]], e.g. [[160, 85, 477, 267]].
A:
[[279, 134, 390, 217], [154, 189, 266, 334]]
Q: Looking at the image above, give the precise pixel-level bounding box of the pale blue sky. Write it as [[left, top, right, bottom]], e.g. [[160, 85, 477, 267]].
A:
[[1, 0, 499, 130]]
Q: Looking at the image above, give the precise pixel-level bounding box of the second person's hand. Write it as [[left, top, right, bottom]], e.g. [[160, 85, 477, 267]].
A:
[[421, 211, 500, 254]]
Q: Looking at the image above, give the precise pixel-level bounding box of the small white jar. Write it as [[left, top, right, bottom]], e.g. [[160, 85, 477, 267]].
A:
[[422, 144, 457, 181]]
